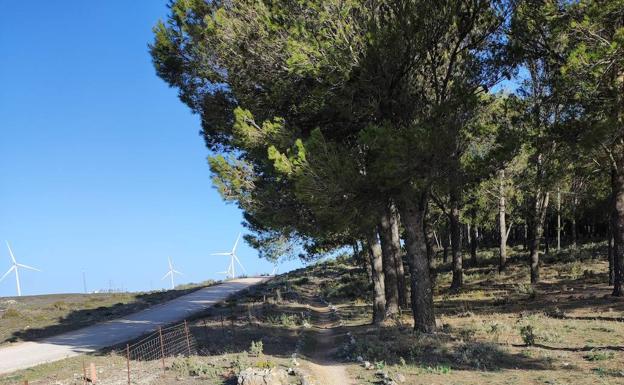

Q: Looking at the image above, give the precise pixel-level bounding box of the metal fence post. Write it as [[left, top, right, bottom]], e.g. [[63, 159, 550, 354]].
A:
[[184, 320, 192, 356], [158, 327, 166, 373], [90, 363, 97, 384], [126, 344, 131, 385]]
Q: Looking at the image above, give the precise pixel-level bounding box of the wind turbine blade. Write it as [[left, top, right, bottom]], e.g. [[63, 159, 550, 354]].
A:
[[232, 232, 241, 254], [172, 269, 183, 275], [0, 266, 15, 283], [161, 271, 171, 280], [6, 241, 16, 264], [233, 254, 247, 273], [211, 252, 230, 256], [16, 263, 41, 272], [168, 257, 173, 269]]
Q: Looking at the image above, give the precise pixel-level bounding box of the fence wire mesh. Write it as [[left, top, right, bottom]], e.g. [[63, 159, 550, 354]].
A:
[[16, 321, 199, 385], [118, 320, 197, 384]]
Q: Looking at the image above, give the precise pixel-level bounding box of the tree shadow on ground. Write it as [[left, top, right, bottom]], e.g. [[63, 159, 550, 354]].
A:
[[335, 322, 557, 372]]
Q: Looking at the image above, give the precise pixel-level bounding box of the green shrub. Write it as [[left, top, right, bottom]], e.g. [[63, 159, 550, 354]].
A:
[[294, 277, 310, 285], [520, 325, 536, 346], [514, 283, 537, 299], [249, 340, 263, 357], [256, 359, 275, 369], [267, 313, 300, 327], [171, 357, 217, 377], [454, 342, 502, 369], [585, 350, 614, 361], [1, 308, 21, 319], [419, 364, 452, 375], [231, 353, 250, 374], [51, 301, 69, 311]]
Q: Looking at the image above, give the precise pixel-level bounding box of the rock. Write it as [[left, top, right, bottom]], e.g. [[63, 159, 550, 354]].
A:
[[237, 367, 289, 385], [356, 356, 364, 363], [394, 373, 406, 383], [363, 361, 372, 370]]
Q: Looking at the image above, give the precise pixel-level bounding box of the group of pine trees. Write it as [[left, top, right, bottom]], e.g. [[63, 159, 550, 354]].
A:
[[151, 0, 624, 332]]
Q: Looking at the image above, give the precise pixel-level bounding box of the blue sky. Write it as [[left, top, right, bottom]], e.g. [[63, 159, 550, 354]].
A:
[[0, 1, 303, 296]]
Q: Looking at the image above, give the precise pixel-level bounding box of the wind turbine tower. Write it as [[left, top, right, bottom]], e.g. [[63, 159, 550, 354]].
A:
[[162, 257, 182, 290], [211, 233, 247, 279], [0, 241, 41, 297]]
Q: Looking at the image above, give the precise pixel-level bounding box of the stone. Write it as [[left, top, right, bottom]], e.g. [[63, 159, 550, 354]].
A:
[[237, 367, 289, 385], [363, 361, 372, 370], [394, 373, 406, 383]]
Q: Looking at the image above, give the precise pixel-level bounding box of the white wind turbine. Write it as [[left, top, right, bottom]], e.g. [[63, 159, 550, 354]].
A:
[[162, 257, 182, 290], [211, 233, 247, 279], [1, 241, 41, 297]]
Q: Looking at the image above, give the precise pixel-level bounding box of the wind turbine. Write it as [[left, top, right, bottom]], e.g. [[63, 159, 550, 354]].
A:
[[211, 233, 247, 279], [1, 241, 41, 297], [270, 264, 279, 276], [162, 257, 182, 290]]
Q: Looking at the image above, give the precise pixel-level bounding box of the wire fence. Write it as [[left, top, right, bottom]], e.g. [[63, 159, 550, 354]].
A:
[[118, 320, 197, 384]]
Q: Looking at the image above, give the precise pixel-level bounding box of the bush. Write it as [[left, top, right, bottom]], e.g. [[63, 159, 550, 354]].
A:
[[520, 325, 536, 346], [249, 340, 263, 357], [419, 364, 452, 375], [256, 359, 275, 369], [584, 350, 614, 361], [51, 301, 69, 311], [294, 277, 310, 285], [1, 308, 21, 319], [171, 357, 217, 377], [267, 312, 301, 327], [231, 353, 250, 374], [514, 283, 537, 299], [454, 342, 502, 370]]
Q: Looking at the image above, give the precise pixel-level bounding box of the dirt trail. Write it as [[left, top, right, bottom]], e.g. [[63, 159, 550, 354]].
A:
[[302, 301, 355, 385]]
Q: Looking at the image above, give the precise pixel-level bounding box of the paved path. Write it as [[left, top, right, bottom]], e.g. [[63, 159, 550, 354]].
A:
[[0, 277, 266, 375]]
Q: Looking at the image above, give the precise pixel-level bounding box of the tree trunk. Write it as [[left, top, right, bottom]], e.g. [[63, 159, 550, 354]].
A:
[[361, 240, 373, 283], [571, 197, 578, 249], [424, 205, 436, 272], [498, 169, 508, 271], [470, 222, 478, 266], [399, 195, 436, 333], [544, 219, 550, 255], [529, 190, 550, 284], [612, 161, 624, 297], [442, 231, 449, 264], [388, 202, 407, 309], [608, 216, 615, 286], [449, 188, 463, 291], [556, 187, 561, 251], [366, 230, 386, 324], [523, 222, 528, 251], [379, 209, 400, 317]]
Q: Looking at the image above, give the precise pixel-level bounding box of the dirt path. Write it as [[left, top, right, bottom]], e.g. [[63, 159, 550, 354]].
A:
[[302, 301, 355, 385], [0, 278, 266, 375]]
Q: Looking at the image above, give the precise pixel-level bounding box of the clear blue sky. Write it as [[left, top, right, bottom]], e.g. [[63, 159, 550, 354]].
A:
[[0, 1, 303, 296]]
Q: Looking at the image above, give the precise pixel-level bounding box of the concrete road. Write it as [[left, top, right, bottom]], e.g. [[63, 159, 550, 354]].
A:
[[0, 277, 266, 375]]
